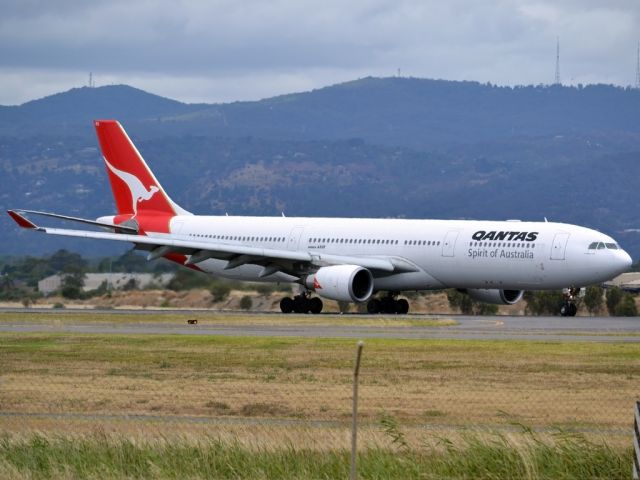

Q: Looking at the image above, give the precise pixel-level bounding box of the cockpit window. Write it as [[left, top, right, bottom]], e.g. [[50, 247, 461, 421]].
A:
[[589, 241, 620, 251]]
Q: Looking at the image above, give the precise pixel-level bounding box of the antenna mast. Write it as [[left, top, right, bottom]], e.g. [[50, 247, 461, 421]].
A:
[[554, 37, 561, 85], [636, 41, 640, 89]]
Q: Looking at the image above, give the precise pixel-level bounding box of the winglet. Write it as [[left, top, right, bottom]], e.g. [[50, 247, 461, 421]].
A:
[[7, 210, 38, 229]]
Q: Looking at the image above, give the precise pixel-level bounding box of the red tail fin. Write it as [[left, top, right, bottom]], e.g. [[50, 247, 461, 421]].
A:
[[94, 120, 189, 217]]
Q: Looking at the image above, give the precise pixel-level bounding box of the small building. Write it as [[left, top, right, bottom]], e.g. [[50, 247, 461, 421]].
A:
[[38, 273, 174, 296], [603, 272, 640, 293]]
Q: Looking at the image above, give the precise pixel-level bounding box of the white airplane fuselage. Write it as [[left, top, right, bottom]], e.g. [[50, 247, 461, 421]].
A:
[[144, 215, 631, 292]]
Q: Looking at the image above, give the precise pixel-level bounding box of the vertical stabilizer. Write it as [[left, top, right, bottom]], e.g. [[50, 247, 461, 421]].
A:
[[94, 120, 190, 217]]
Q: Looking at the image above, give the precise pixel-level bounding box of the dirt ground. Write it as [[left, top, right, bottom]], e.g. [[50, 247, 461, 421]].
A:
[[4, 288, 531, 315]]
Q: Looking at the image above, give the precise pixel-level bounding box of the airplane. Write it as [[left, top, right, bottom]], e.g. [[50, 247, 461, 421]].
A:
[[7, 120, 632, 316]]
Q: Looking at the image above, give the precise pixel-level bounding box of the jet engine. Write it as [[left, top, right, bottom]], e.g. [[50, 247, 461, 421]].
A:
[[305, 265, 374, 303], [464, 288, 524, 305]]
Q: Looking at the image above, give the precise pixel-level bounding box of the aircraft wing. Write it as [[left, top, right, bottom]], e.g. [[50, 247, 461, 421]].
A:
[[7, 210, 417, 276]]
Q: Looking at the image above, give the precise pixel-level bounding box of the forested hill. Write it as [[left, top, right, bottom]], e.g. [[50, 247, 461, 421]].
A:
[[1, 77, 640, 257], [2, 78, 639, 146]]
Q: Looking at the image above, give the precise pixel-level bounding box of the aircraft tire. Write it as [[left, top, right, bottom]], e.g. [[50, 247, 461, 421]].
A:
[[309, 297, 323, 314], [367, 298, 381, 314], [380, 297, 396, 314], [396, 298, 409, 314], [280, 297, 294, 314], [293, 295, 309, 314], [560, 302, 577, 317]]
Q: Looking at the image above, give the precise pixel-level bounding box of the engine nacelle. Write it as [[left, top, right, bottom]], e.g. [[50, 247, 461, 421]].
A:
[[305, 265, 374, 303], [465, 288, 524, 305]]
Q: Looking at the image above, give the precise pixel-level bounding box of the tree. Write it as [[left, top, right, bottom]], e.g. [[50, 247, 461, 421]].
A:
[[614, 294, 637, 317], [583, 285, 604, 315], [122, 278, 138, 291], [168, 269, 211, 290], [60, 272, 85, 299], [606, 288, 623, 316], [524, 291, 564, 316], [239, 295, 253, 310], [210, 283, 231, 303], [446, 289, 498, 315], [50, 249, 87, 273], [446, 289, 474, 314]]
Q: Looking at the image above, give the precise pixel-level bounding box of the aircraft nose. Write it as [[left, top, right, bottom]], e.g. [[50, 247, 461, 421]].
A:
[[616, 249, 633, 273]]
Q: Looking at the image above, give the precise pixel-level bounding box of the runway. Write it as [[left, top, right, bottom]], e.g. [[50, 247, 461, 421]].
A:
[[1, 309, 639, 342]]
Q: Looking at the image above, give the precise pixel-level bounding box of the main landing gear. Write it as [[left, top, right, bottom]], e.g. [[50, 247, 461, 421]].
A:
[[367, 293, 409, 314], [280, 292, 323, 314], [560, 287, 580, 317]]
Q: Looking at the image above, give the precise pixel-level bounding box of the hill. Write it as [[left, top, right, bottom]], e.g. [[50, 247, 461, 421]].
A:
[[1, 77, 639, 257], [3, 78, 640, 146]]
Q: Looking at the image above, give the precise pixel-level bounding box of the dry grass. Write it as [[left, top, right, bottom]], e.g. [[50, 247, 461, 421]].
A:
[[1, 313, 639, 450]]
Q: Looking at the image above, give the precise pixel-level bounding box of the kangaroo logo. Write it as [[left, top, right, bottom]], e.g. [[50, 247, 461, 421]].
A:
[[104, 158, 159, 217]]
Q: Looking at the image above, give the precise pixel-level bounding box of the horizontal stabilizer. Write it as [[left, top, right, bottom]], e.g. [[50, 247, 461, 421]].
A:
[[6, 209, 137, 233], [7, 210, 39, 229]]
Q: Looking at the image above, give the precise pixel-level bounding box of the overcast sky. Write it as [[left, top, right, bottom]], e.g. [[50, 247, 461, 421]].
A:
[[0, 0, 638, 105]]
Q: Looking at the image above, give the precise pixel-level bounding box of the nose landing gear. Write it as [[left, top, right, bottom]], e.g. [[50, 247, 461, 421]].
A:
[[560, 287, 582, 317]]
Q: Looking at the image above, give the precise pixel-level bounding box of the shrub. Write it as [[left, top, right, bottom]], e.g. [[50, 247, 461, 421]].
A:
[[583, 285, 604, 315], [210, 283, 231, 303], [606, 287, 623, 315], [524, 290, 564, 316], [614, 294, 637, 317], [446, 289, 499, 315], [239, 295, 253, 310], [167, 269, 210, 291], [255, 284, 275, 296]]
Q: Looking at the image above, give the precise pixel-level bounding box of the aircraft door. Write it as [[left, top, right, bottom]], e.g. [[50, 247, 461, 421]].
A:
[[442, 230, 460, 257], [550, 233, 570, 260], [287, 226, 305, 251]]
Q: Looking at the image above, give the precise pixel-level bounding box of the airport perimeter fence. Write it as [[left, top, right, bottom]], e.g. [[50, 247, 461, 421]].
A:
[[1, 331, 638, 455]]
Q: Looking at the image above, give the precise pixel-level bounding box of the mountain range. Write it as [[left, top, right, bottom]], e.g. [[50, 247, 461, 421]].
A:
[[1, 77, 639, 258]]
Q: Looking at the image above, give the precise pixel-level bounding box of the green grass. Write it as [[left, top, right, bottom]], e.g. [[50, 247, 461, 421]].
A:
[[0, 431, 631, 480]]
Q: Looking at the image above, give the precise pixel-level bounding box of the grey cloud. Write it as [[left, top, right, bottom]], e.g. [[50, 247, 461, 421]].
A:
[[0, 0, 638, 104]]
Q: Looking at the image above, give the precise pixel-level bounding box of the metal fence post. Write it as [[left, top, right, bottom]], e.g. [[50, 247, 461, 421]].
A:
[[350, 341, 364, 480], [634, 401, 640, 480]]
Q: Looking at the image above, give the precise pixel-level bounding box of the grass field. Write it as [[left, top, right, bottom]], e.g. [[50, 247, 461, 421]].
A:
[[0, 311, 638, 478], [0, 310, 459, 327]]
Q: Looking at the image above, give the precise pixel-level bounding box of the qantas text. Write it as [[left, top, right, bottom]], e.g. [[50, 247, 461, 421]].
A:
[[472, 231, 538, 242]]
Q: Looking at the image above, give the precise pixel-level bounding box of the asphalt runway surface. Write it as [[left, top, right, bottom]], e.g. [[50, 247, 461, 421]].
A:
[[0, 308, 639, 342]]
